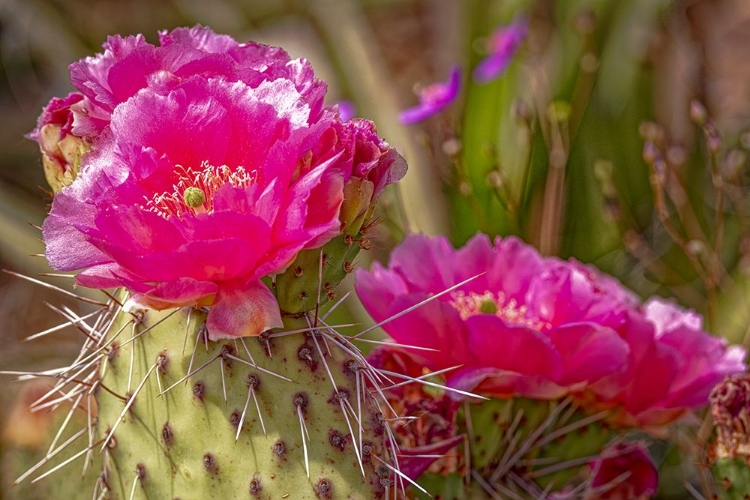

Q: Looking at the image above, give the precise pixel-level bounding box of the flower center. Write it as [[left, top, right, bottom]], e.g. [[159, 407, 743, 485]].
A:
[[448, 290, 550, 330], [145, 162, 257, 219]]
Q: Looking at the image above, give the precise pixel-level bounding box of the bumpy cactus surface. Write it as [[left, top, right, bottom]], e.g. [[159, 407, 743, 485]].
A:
[[713, 457, 750, 500], [97, 304, 390, 499], [462, 398, 611, 497]]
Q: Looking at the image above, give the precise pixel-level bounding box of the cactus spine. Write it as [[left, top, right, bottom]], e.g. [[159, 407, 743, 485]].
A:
[[406, 397, 613, 499]]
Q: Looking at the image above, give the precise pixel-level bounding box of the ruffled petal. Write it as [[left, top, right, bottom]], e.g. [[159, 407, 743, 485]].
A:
[[465, 315, 563, 380], [206, 280, 283, 339], [448, 367, 567, 399], [547, 323, 630, 386], [131, 278, 219, 309]]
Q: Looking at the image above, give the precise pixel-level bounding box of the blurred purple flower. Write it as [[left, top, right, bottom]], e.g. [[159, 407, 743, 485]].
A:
[[474, 20, 527, 84], [399, 66, 461, 125], [337, 100, 355, 122]]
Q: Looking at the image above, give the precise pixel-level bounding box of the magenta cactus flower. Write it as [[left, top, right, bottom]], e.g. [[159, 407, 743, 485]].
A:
[[473, 20, 527, 84], [355, 233, 636, 399], [399, 66, 461, 125], [355, 233, 747, 426], [39, 26, 406, 340]]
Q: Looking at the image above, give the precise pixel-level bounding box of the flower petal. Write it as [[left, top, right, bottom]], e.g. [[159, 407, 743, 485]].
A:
[[206, 280, 283, 339]]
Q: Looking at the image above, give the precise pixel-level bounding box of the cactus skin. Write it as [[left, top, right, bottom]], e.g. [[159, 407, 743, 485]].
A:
[[97, 305, 389, 499], [713, 457, 750, 500], [274, 234, 363, 314], [452, 398, 611, 496]]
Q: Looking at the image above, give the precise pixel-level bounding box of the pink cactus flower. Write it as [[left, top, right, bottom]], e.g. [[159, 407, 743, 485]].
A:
[[307, 117, 407, 231], [355, 234, 747, 425], [473, 20, 527, 84], [29, 26, 328, 161], [399, 66, 461, 125], [355, 233, 636, 399], [585, 443, 658, 500], [40, 27, 405, 340]]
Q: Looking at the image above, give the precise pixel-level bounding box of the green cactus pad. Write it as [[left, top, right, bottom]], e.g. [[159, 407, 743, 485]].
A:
[[90, 305, 393, 499], [274, 234, 361, 314], [713, 456, 750, 500], [462, 397, 613, 494]]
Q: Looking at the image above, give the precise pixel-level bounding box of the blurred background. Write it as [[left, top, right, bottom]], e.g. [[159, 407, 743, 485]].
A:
[[1, 0, 750, 497]]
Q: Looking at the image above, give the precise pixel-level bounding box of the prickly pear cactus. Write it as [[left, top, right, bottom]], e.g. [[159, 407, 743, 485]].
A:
[[9, 234, 404, 499], [19, 23, 412, 500], [96, 305, 390, 499]]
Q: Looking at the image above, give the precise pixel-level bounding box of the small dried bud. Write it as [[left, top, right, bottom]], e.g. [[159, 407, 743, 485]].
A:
[[511, 99, 531, 123], [723, 149, 747, 178], [690, 99, 708, 125], [710, 373, 750, 458], [486, 170, 504, 189], [442, 137, 462, 156], [642, 142, 658, 165]]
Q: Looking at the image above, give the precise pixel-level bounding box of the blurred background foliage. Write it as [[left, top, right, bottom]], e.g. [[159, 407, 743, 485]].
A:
[[1, 0, 750, 498]]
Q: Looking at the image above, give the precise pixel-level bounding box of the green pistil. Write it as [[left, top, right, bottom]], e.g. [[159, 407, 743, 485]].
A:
[[479, 300, 497, 315], [183, 187, 206, 208]]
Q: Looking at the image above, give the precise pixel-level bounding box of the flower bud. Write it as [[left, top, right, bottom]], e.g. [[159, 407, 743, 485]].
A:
[[340, 177, 375, 235], [711, 372, 750, 458], [30, 93, 89, 193]]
